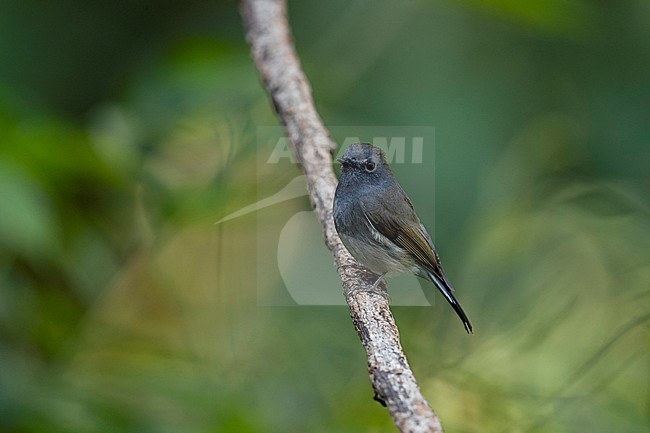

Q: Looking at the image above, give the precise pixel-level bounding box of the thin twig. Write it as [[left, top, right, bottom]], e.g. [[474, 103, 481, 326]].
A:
[[241, 1, 444, 431]]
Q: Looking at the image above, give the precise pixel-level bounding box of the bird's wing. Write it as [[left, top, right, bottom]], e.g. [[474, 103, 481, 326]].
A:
[[361, 186, 471, 333], [360, 189, 451, 287]]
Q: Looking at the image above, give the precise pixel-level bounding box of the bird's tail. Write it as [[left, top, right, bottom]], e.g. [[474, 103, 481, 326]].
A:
[[428, 272, 473, 334]]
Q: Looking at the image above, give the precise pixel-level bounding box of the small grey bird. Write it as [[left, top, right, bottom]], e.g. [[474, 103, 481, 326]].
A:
[[333, 142, 472, 333]]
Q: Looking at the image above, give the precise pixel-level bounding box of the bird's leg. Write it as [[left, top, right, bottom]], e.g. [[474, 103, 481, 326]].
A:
[[347, 271, 390, 304], [345, 272, 390, 304], [369, 272, 391, 304], [371, 272, 387, 291]]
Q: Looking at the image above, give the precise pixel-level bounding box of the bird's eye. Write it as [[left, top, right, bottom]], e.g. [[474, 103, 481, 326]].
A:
[[364, 161, 376, 173]]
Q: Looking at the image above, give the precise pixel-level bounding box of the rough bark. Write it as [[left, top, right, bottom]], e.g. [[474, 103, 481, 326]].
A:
[[241, 1, 444, 431]]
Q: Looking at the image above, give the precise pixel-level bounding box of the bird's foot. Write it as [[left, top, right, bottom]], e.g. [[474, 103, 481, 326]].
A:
[[370, 272, 386, 291], [364, 272, 391, 303]]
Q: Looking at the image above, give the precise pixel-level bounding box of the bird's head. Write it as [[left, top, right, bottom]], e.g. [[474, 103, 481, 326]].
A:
[[336, 143, 391, 185]]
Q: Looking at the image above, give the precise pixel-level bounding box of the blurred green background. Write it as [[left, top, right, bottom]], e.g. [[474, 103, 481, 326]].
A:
[[1, 0, 648, 432]]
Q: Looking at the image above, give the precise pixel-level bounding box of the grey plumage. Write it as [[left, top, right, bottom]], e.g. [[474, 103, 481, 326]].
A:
[[333, 142, 473, 334]]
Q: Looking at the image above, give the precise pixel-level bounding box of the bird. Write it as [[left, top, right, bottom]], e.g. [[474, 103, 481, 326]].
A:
[[333, 142, 473, 333]]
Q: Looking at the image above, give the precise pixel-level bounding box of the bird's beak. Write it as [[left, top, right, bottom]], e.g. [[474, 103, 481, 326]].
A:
[[336, 157, 350, 166]]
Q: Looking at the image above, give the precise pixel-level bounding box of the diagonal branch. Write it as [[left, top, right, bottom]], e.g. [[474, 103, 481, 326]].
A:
[[241, 1, 444, 431]]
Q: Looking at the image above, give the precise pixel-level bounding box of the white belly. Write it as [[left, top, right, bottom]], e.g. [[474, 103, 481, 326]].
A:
[[339, 232, 414, 275]]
